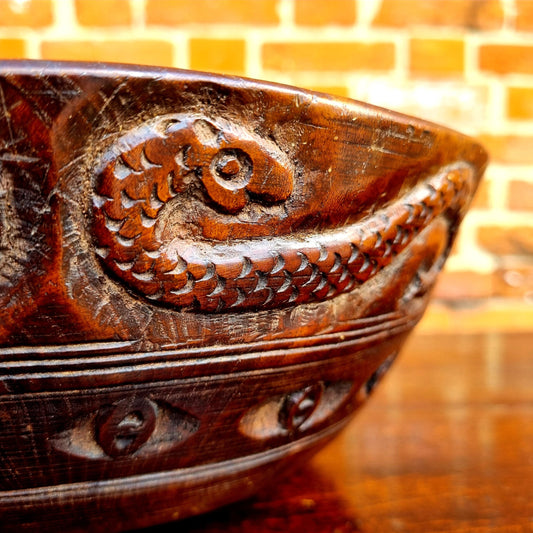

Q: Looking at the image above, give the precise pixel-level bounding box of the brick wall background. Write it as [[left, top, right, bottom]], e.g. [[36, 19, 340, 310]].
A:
[[1, 0, 532, 331]]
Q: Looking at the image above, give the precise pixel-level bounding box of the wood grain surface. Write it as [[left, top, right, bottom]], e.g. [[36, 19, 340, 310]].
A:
[[0, 61, 488, 530], [144, 331, 533, 533]]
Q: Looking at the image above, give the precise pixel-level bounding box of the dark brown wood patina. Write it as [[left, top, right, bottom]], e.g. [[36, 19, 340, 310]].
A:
[[0, 60, 487, 531]]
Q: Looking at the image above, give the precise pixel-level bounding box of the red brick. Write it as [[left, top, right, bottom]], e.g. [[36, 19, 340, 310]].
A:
[[477, 135, 533, 165], [0, 0, 53, 27], [372, 0, 503, 30], [494, 263, 533, 299], [432, 270, 495, 300], [146, 0, 279, 26], [353, 81, 488, 131], [190, 39, 245, 75], [516, 0, 533, 31], [509, 181, 533, 211], [41, 41, 173, 68], [75, 0, 132, 27], [420, 302, 533, 333], [0, 39, 26, 59], [471, 179, 490, 209], [294, 0, 356, 26], [409, 38, 464, 77], [306, 86, 350, 98], [477, 226, 533, 256], [262, 42, 395, 72], [479, 45, 533, 75], [507, 87, 533, 120]]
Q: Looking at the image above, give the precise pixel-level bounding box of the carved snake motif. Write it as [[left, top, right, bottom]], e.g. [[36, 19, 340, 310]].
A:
[[93, 114, 474, 312]]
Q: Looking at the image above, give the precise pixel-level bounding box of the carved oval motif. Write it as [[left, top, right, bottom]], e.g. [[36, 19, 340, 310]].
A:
[[52, 397, 200, 460], [93, 112, 474, 313], [240, 381, 353, 440], [96, 398, 157, 458]]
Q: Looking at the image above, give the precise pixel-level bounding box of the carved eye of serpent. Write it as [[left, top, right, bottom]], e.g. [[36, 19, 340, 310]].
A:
[[93, 113, 474, 313]]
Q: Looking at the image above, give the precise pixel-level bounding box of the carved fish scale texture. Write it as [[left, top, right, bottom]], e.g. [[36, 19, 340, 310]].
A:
[[93, 114, 474, 312]]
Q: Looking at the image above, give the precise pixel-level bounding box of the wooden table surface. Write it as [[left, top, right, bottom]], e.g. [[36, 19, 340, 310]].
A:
[[140, 331, 533, 533]]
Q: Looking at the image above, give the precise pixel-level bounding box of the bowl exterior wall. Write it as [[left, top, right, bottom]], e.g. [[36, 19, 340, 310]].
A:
[[0, 62, 487, 531]]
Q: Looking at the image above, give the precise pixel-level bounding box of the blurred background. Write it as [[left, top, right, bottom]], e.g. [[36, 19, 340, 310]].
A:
[[0, 0, 532, 333]]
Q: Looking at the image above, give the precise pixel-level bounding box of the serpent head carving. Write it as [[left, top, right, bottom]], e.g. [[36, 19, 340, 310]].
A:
[[102, 115, 293, 215]]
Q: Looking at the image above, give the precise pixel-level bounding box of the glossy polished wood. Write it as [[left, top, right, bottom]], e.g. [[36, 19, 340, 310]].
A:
[[0, 61, 487, 530], [148, 331, 533, 533]]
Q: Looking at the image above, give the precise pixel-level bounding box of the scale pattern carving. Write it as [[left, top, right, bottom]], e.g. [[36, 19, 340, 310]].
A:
[[93, 114, 474, 312]]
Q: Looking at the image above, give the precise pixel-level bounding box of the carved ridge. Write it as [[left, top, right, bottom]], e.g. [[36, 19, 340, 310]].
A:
[[0, 420, 347, 505], [0, 310, 406, 364]]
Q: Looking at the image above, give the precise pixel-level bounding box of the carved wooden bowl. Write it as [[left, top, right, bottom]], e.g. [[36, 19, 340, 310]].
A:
[[0, 61, 487, 531]]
